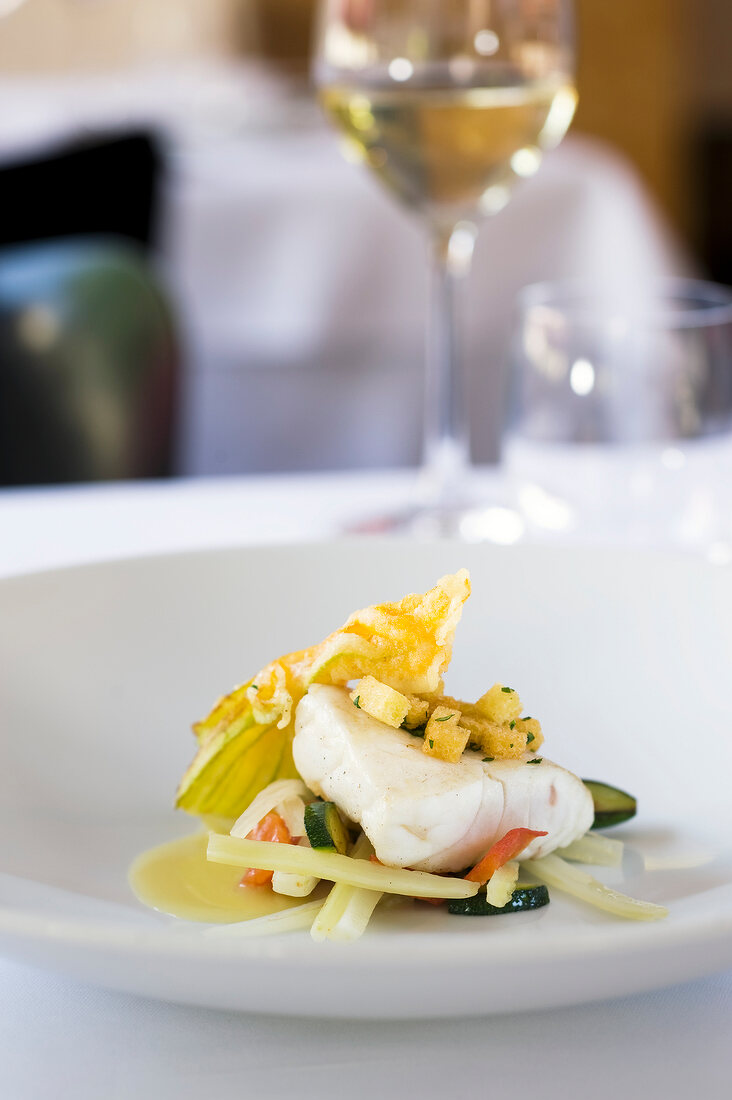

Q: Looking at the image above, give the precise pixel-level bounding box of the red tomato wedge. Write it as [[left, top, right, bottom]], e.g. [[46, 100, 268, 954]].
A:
[[466, 828, 548, 885], [240, 812, 293, 887]]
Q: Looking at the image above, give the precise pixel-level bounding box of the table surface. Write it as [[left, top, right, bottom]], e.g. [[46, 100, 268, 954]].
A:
[[1, 472, 730, 1100]]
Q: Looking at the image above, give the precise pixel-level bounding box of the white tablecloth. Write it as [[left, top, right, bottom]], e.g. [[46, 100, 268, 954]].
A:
[[0, 473, 730, 1100]]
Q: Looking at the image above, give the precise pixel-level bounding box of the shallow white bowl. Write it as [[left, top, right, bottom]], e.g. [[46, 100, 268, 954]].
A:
[[1, 541, 731, 1018]]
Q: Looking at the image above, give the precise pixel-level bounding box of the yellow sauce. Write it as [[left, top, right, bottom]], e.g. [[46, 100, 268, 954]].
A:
[[129, 832, 312, 924]]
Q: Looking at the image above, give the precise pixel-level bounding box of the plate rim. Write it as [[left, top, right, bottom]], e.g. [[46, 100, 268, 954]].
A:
[[0, 535, 726, 590]]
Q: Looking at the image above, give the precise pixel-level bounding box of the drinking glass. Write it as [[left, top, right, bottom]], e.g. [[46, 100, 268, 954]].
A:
[[314, 0, 577, 532], [505, 278, 732, 551]]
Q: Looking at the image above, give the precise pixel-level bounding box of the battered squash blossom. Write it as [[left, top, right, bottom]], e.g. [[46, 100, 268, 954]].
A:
[[176, 571, 471, 818]]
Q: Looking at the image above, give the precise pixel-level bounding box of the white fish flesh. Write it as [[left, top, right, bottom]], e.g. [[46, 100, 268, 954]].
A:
[[293, 685, 594, 872]]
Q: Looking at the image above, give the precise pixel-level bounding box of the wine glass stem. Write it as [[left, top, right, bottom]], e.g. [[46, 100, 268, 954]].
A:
[[421, 224, 477, 507]]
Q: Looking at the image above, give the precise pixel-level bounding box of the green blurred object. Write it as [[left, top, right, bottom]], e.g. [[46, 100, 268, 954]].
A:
[[0, 239, 179, 486]]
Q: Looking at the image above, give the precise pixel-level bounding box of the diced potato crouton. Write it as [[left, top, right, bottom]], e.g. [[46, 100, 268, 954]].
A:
[[426, 694, 542, 760], [351, 681, 542, 762], [350, 677, 409, 729], [468, 717, 528, 760], [403, 695, 430, 730], [516, 717, 544, 752], [429, 694, 472, 716], [475, 683, 522, 726], [454, 712, 494, 744], [423, 706, 470, 763], [479, 721, 526, 756]]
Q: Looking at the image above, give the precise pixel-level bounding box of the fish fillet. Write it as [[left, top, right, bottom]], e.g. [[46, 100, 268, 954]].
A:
[[293, 685, 594, 872]]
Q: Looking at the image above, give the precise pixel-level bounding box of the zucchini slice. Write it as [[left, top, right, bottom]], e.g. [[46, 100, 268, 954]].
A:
[[304, 801, 350, 855], [448, 884, 550, 917], [583, 780, 637, 829]]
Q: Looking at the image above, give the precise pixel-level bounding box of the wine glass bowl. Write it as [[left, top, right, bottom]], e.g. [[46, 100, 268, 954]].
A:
[[314, 0, 576, 531]]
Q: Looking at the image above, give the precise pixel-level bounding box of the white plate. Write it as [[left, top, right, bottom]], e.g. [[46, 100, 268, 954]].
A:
[[1, 541, 731, 1018]]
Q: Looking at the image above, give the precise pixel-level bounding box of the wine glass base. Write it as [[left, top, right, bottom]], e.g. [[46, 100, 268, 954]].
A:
[[346, 499, 526, 544]]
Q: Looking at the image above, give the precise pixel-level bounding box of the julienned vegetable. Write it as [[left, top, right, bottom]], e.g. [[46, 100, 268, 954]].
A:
[[485, 862, 520, 907], [310, 834, 384, 942], [207, 834, 480, 900], [558, 832, 624, 867], [230, 779, 310, 841], [522, 854, 668, 921], [205, 898, 326, 939]]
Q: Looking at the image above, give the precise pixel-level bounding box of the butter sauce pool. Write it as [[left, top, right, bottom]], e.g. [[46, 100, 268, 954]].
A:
[[129, 833, 312, 924]]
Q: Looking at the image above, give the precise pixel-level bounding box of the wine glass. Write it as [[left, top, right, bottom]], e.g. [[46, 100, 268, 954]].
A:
[[314, 0, 577, 533], [505, 278, 732, 552]]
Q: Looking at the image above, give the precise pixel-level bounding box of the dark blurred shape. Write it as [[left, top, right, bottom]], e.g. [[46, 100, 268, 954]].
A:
[[0, 239, 178, 486], [0, 132, 179, 486], [0, 133, 162, 249], [698, 126, 732, 288]]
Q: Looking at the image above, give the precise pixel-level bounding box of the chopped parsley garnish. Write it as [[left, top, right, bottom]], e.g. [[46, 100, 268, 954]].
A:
[[251, 684, 258, 691], [526, 732, 535, 744], [410, 728, 425, 737], [353, 696, 361, 709], [429, 739, 435, 749], [469, 742, 480, 753], [527, 758, 543, 765], [501, 687, 514, 694], [482, 757, 494, 763], [509, 720, 516, 730], [435, 714, 454, 722], [509, 743, 514, 749]]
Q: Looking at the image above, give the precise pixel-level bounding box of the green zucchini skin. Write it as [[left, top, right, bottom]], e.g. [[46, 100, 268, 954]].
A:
[[448, 885, 550, 917], [304, 801, 350, 854], [583, 780, 637, 829]]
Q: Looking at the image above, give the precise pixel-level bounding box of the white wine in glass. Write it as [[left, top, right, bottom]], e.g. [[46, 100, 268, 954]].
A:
[[315, 0, 577, 532]]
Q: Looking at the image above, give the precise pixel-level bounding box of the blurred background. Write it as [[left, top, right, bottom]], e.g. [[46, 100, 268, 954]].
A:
[[0, 0, 730, 486]]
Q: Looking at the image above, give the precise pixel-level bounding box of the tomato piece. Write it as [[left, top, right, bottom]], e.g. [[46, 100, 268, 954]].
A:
[[240, 812, 292, 887], [466, 828, 548, 885]]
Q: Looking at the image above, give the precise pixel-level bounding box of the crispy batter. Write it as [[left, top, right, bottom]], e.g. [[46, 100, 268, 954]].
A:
[[177, 571, 471, 816], [311, 570, 471, 696]]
